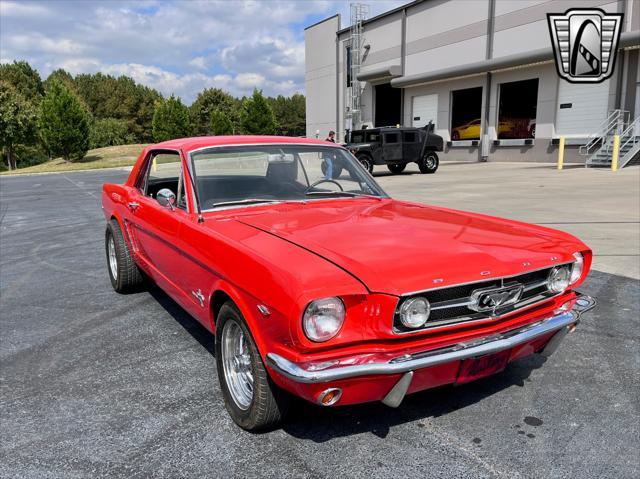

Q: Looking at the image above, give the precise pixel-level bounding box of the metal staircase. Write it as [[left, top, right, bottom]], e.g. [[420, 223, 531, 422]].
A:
[[582, 110, 640, 168]]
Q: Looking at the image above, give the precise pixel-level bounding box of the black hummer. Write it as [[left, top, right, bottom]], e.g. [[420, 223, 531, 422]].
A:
[[345, 123, 444, 174]]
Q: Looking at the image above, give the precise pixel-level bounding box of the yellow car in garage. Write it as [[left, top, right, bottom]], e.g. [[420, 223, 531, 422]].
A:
[[451, 119, 481, 140]]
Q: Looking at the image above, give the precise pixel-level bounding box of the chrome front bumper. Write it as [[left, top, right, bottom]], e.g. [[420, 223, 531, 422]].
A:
[[266, 294, 596, 389]]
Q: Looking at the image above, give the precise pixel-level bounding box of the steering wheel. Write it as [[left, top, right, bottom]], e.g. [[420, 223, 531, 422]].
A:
[[305, 179, 344, 193]]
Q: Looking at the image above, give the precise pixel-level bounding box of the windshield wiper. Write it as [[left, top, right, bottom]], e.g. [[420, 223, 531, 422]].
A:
[[305, 191, 381, 199], [210, 198, 282, 208]]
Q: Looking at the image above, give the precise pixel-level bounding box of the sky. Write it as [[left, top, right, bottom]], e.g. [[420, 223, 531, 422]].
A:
[[0, 0, 405, 103]]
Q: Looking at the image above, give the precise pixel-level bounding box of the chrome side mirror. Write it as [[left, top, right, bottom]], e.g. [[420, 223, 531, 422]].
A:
[[156, 188, 176, 210]]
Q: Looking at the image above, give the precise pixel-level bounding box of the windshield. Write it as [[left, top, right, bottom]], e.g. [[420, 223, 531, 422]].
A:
[[190, 144, 387, 211]]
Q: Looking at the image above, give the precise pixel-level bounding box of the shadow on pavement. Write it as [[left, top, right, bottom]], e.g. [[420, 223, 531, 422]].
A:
[[281, 355, 547, 442], [148, 286, 216, 356]]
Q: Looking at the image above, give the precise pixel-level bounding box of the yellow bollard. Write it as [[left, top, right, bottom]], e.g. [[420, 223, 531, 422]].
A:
[[557, 136, 565, 170], [611, 135, 620, 172], [152, 157, 157, 172]]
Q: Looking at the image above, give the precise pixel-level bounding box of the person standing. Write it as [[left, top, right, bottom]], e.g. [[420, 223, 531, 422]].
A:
[[323, 131, 336, 178]]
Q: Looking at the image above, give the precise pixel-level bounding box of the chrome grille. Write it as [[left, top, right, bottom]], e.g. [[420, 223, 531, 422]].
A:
[[393, 266, 565, 333]]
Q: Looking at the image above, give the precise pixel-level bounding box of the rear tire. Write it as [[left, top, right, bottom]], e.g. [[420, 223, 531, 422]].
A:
[[357, 154, 374, 173], [216, 302, 289, 431], [418, 152, 439, 174], [105, 219, 144, 293], [320, 160, 343, 179], [387, 164, 406, 174]]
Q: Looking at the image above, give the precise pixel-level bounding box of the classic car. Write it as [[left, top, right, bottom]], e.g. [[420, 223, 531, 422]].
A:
[[102, 135, 595, 431], [345, 124, 443, 174], [451, 119, 481, 140]]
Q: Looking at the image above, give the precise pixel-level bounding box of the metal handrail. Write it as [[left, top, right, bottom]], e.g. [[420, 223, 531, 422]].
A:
[[618, 116, 640, 168], [579, 109, 629, 156], [619, 116, 640, 151]]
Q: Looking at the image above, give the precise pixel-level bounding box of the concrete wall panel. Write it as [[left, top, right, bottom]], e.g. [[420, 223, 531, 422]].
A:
[[305, 16, 340, 139], [405, 38, 487, 76]]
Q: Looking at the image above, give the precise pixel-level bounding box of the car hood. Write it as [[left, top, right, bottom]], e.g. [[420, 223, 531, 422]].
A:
[[235, 199, 586, 295]]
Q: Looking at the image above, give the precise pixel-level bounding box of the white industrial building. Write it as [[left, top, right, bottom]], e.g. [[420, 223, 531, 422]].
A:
[[305, 0, 640, 165]]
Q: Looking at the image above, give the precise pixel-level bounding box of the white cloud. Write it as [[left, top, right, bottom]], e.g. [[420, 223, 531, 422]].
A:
[[0, 0, 405, 102], [189, 56, 208, 70], [0, 1, 50, 17]]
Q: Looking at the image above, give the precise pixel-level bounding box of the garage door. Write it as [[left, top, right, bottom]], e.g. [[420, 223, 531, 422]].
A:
[[555, 80, 610, 136], [412, 94, 438, 128]]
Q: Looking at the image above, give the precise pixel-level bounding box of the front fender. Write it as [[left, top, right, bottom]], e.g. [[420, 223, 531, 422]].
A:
[[208, 279, 280, 359]]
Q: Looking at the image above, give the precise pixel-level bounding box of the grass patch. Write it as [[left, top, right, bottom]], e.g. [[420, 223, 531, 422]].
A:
[[1, 144, 148, 175]]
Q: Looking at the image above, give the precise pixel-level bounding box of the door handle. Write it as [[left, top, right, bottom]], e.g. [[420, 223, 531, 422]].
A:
[[127, 202, 140, 211]]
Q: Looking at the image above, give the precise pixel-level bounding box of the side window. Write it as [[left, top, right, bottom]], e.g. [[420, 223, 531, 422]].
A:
[[403, 132, 417, 143], [140, 152, 187, 210], [351, 132, 364, 143], [366, 132, 380, 142], [383, 133, 399, 144]]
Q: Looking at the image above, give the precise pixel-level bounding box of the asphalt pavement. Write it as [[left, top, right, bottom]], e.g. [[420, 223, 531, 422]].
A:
[[1, 167, 638, 478]]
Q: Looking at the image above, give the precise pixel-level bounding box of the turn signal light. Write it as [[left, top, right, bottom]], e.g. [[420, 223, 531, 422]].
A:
[[317, 388, 342, 406]]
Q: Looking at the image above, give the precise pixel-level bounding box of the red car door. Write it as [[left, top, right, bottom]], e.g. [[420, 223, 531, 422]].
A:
[[126, 150, 190, 298]]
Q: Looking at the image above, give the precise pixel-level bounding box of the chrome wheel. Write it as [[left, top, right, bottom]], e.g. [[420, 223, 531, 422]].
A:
[[425, 155, 436, 169], [108, 235, 118, 281], [221, 320, 254, 410], [359, 157, 373, 173]]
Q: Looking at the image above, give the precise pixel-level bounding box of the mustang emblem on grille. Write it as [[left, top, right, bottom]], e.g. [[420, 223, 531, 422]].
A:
[[469, 283, 524, 315]]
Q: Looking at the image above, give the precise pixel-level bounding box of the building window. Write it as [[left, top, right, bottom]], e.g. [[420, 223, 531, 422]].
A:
[[498, 79, 538, 139], [450, 87, 483, 141], [346, 46, 352, 87]]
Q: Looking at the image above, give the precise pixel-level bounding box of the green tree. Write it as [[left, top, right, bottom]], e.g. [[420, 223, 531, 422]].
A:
[[89, 118, 132, 149], [210, 109, 234, 135], [0, 82, 37, 170], [269, 93, 305, 136], [240, 89, 278, 135], [152, 95, 191, 142], [190, 88, 239, 135], [0, 61, 44, 101], [38, 80, 91, 162], [43, 68, 75, 92]]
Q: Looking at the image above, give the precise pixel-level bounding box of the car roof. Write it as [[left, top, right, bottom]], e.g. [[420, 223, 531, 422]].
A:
[[149, 135, 338, 154]]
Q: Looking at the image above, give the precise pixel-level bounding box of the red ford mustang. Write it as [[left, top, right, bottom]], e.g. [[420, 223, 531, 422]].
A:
[[102, 136, 595, 430]]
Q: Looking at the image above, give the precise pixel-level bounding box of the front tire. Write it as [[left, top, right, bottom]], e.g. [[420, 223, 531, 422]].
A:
[[105, 219, 144, 293], [216, 302, 289, 431], [418, 152, 439, 174], [357, 154, 374, 173], [387, 164, 406, 174]]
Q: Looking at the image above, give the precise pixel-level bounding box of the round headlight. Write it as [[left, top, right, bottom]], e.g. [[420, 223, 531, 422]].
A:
[[547, 266, 571, 294], [399, 297, 431, 329], [302, 297, 345, 342], [570, 252, 584, 284]]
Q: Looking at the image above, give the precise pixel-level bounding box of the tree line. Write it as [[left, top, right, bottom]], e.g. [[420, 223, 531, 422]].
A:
[[0, 60, 306, 170]]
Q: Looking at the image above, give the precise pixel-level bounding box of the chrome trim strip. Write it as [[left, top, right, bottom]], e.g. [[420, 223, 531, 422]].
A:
[[523, 279, 549, 292], [266, 294, 595, 384], [430, 298, 475, 310], [187, 141, 347, 156], [400, 261, 574, 297]]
